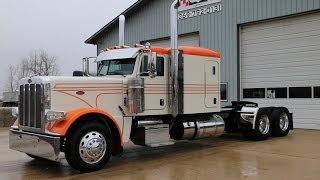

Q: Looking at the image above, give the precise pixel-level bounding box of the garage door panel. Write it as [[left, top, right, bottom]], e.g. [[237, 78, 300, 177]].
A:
[[242, 35, 320, 54], [242, 27, 320, 45], [241, 44, 320, 59], [241, 47, 320, 60], [242, 62, 320, 71], [241, 74, 320, 85], [242, 13, 320, 34], [241, 12, 320, 129], [242, 18, 320, 41], [242, 55, 320, 66], [241, 78, 320, 88], [241, 68, 320, 79]]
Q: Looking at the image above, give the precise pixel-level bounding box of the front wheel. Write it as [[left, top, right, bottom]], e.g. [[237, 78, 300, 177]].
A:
[[65, 122, 113, 172]]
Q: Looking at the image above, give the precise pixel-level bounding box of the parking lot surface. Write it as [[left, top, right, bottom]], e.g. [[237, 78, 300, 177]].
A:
[[1, 128, 319, 180]]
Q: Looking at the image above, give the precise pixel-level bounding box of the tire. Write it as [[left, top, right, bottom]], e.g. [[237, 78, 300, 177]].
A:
[[65, 122, 113, 172], [251, 109, 272, 141], [271, 107, 291, 137]]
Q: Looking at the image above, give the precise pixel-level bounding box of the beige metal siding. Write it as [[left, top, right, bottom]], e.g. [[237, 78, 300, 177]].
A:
[[241, 12, 320, 129]]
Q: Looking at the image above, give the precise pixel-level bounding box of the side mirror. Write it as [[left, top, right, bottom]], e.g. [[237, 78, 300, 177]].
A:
[[148, 52, 157, 78], [82, 57, 97, 76]]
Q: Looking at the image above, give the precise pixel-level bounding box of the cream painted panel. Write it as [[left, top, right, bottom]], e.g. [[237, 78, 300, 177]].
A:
[[205, 60, 220, 108], [183, 55, 221, 114]]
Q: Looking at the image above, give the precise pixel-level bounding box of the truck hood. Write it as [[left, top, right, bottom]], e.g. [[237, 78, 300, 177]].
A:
[[18, 76, 127, 112], [19, 76, 124, 86]]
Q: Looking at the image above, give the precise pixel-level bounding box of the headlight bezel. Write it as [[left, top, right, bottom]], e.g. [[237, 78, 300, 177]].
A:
[[45, 110, 67, 122]]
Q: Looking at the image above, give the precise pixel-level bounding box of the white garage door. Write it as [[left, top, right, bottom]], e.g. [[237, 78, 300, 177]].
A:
[[143, 33, 199, 47], [241, 12, 320, 129]]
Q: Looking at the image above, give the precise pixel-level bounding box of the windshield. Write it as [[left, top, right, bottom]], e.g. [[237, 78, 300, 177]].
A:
[[97, 58, 136, 76]]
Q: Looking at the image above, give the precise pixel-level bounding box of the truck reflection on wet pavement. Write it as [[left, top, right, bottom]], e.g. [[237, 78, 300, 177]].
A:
[[1, 128, 320, 180]]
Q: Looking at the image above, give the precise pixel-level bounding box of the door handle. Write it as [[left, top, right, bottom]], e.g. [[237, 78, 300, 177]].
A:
[[160, 99, 164, 106]]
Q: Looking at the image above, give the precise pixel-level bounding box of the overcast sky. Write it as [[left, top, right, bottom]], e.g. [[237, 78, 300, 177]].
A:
[[0, 0, 137, 97]]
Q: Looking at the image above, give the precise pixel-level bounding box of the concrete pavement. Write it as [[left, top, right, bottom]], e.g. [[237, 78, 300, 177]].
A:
[[1, 128, 319, 180]]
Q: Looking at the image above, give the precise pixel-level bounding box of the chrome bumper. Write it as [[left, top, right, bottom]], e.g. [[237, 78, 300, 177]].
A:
[[9, 129, 61, 161]]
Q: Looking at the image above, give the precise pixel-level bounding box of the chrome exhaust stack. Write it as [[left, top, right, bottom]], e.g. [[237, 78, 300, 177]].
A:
[[119, 15, 125, 46], [170, 0, 179, 118]]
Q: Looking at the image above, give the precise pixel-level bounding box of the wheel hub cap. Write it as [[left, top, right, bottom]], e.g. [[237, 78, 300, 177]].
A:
[[259, 115, 270, 135], [279, 113, 289, 131], [79, 131, 106, 164]]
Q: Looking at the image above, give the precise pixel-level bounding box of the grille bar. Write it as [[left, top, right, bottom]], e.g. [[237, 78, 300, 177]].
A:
[[19, 84, 44, 131]]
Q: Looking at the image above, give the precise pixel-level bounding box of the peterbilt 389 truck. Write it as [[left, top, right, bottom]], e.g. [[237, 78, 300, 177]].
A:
[[9, 0, 293, 172]]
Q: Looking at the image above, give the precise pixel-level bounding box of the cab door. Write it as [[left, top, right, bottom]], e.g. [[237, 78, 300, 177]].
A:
[[140, 55, 168, 111]]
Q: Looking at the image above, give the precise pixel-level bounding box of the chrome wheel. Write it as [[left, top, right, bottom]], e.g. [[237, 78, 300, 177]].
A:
[[79, 131, 107, 164], [279, 112, 289, 131], [259, 115, 270, 135]]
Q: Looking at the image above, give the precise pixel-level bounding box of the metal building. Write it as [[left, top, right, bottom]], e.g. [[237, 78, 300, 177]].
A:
[[86, 0, 320, 129]]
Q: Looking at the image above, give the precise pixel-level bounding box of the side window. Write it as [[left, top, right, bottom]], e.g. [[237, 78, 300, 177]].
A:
[[140, 56, 149, 76], [220, 83, 228, 101], [314, 87, 320, 98], [289, 87, 312, 98], [267, 88, 287, 98], [243, 88, 265, 98], [156, 57, 164, 76], [140, 56, 165, 77]]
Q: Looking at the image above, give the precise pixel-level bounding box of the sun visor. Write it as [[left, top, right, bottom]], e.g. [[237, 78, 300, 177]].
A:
[[96, 48, 140, 61]]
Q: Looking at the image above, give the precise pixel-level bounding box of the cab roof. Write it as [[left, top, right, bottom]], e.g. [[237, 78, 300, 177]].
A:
[[97, 45, 221, 61]]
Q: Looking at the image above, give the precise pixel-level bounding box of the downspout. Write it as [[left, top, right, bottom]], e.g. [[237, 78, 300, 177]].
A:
[[170, 0, 179, 118], [119, 15, 125, 46]]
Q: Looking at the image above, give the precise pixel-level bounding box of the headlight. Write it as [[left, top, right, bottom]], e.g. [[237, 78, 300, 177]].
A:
[[45, 110, 66, 122], [44, 83, 51, 109]]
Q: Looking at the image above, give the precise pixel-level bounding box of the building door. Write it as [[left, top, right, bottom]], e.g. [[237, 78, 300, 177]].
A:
[[142, 33, 200, 47], [240, 12, 320, 129]]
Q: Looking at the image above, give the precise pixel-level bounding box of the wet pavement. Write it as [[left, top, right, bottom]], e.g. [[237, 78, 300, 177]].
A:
[[1, 128, 320, 180]]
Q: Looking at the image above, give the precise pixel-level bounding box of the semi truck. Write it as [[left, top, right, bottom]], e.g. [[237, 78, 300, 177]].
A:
[[9, 0, 293, 172]]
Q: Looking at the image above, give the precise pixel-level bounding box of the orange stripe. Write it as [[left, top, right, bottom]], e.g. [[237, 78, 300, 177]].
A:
[[54, 83, 122, 88], [54, 89, 123, 92], [54, 86, 122, 89]]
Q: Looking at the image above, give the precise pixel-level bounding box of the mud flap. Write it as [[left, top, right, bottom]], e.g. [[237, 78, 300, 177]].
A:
[[289, 113, 294, 130]]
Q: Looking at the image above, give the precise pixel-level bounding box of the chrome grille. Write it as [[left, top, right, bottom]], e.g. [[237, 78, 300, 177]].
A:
[[19, 84, 44, 131]]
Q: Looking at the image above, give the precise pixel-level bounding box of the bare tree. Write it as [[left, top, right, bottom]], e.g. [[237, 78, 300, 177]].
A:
[[5, 65, 18, 92], [5, 49, 60, 92]]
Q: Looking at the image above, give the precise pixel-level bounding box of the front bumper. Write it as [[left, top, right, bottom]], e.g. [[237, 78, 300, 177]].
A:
[[9, 129, 61, 161]]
